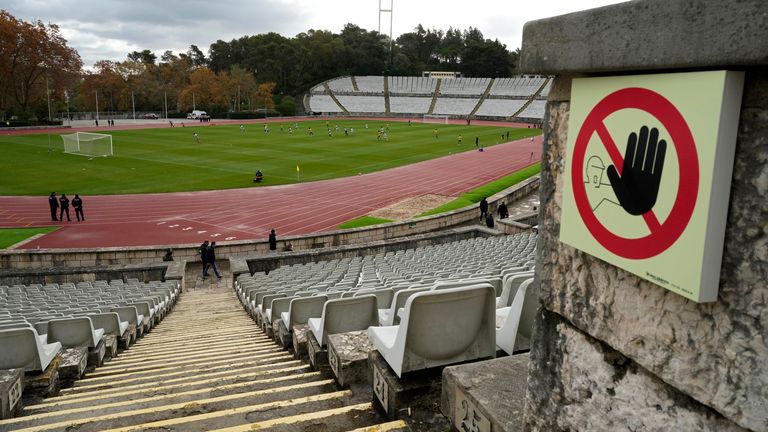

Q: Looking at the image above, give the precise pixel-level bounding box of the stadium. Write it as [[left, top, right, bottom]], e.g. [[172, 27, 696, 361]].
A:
[[1, 1, 766, 431]]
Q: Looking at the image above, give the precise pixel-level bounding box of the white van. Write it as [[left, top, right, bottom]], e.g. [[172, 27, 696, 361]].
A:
[[187, 110, 208, 119]]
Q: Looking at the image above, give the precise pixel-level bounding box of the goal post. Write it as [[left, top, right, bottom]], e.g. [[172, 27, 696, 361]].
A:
[[61, 132, 113, 157], [422, 114, 449, 124]]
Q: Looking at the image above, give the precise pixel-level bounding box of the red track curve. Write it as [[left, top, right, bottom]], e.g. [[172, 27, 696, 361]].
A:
[[1, 134, 541, 249]]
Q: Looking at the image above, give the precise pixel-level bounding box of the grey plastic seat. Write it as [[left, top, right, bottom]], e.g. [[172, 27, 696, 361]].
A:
[[308, 295, 379, 347], [378, 287, 429, 326], [87, 312, 129, 338], [111, 306, 144, 329], [496, 278, 537, 355], [0, 328, 61, 371], [497, 272, 535, 308], [47, 317, 105, 348], [368, 285, 496, 377], [353, 288, 394, 310], [266, 296, 296, 328], [281, 295, 328, 330]]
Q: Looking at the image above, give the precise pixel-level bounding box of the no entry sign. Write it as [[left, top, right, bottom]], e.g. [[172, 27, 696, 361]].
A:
[[560, 71, 744, 302]]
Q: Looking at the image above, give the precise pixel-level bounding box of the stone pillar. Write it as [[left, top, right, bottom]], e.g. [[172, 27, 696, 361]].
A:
[[519, 1, 768, 431]]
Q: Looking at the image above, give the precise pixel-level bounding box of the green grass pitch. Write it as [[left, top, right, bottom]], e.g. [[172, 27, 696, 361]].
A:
[[0, 120, 541, 196]]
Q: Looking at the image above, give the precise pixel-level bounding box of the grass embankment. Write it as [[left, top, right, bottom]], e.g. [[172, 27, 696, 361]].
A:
[[0, 121, 540, 195], [336, 163, 541, 229], [0, 227, 58, 249], [418, 163, 541, 216], [337, 216, 394, 229]]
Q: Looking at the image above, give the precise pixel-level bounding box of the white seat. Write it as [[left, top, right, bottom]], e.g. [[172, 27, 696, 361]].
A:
[[368, 285, 496, 377], [497, 272, 535, 308], [88, 312, 129, 338], [281, 295, 328, 330], [308, 295, 379, 347], [267, 296, 296, 327], [353, 288, 394, 310], [0, 328, 61, 372], [47, 317, 105, 348], [378, 287, 429, 326], [111, 306, 144, 328], [496, 278, 537, 355]]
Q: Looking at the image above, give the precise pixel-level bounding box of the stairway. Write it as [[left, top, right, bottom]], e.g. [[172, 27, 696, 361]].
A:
[[469, 78, 495, 118], [426, 79, 442, 115], [323, 82, 350, 114], [383, 76, 391, 115], [509, 76, 551, 120], [0, 269, 407, 431]]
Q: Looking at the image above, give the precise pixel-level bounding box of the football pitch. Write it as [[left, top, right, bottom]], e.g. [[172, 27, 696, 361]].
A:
[[0, 120, 541, 196]]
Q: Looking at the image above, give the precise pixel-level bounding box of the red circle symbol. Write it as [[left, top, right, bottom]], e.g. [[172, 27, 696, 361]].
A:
[[571, 87, 699, 259]]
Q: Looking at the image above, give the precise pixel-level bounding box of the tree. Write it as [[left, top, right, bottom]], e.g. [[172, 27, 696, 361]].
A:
[[0, 10, 82, 118], [178, 67, 227, 112]]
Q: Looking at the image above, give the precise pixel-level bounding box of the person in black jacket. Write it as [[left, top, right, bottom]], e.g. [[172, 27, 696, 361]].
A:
[[498, 202, 509, 220], [48, 192, 59, 221], [479, 197, 489, 221], [200, 240, 209, 277], [59, 194, 71, 222], [204, 241, 222, 279], [72, 194, 85, 221], [268, 229, 277, 251]]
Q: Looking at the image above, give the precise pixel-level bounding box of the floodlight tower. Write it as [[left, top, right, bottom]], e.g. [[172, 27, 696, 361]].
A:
[[378, 0, 394, 70]]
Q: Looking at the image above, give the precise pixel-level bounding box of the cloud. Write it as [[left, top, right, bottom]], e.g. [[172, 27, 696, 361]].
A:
[[4, 0, 627, 67]]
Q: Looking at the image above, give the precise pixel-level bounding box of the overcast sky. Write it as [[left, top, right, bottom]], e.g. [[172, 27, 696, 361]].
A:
[[6, 0, 626, 68]]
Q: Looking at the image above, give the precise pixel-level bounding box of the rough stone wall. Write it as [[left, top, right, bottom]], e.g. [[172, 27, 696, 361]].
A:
[[525, 71, 768, 431]]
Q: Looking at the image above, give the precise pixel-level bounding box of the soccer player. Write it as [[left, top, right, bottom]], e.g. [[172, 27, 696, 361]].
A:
[[264, 124, 270, 134], [193, 132, 200, 143], [433, 128, 438, 139], [308, 127, 314, 136], [288, 127, 293, 134], [240, 124, 246, 133], [457, 134, 463, 145]]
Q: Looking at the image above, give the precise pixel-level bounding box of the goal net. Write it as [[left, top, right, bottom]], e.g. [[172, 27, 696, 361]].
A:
[[61, 132, 113, 157], [422, 114, 449, 124]]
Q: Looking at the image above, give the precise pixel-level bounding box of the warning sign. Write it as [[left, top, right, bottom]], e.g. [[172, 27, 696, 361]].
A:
[[560, 71, 744, 303]]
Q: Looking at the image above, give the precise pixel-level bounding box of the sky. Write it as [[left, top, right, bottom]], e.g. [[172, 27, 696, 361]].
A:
[[5, 0, 627, 68]]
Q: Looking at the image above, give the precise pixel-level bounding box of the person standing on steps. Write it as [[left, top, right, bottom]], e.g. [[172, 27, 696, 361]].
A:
[[269, 229, 277, 251], [204, 241, 222, 279], [498, 201, 509, 220], [200, 240, 210, 277], [59, 193, 71, 222], [72, 194, 85, 221], [48, 192, 59, 221], [479, 197, 489, 221]]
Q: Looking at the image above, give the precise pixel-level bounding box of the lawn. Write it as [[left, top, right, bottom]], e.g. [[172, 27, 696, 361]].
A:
[[0, 120, 540, 195], [0, 227, 59, 249]]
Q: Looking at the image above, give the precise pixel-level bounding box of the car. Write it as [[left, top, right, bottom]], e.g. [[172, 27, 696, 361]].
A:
[[143, 113, 158, 119]]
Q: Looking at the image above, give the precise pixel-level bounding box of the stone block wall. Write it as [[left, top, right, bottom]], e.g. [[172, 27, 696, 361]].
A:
[[520, 1, 768, 431]]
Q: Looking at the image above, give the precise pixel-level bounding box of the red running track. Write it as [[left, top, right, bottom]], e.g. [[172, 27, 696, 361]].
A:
[[0, 137, 542, 249]]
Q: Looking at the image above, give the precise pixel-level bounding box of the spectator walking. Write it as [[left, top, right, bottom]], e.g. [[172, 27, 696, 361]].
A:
[[204, 241, 222, 279], [59, 194, 71, 222], [72, 194, 85, 221], [200, 240, 209, 277], [269, 229, 277, 251], [479, 197, 489, 221], [498, 202, 509, 220], [48, 192, 59, 221]]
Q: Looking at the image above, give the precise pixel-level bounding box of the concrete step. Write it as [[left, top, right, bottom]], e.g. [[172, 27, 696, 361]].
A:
[[4, 271, 411, 432]]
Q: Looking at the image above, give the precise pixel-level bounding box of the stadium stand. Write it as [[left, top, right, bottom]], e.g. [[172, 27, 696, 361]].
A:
[[306, 75, 551, 121]]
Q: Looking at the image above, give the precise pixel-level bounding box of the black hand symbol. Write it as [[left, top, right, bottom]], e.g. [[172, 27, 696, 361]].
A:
[[607, 126, 667, 216]]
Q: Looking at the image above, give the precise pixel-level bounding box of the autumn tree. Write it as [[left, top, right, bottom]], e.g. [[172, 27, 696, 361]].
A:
[[178, 67, 227, 112], [0, 10, 82, 119]]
